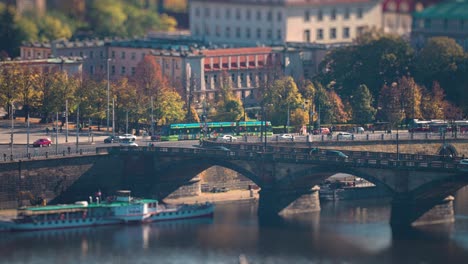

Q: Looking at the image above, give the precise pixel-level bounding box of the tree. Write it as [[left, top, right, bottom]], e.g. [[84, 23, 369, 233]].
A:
[[397, 76, 422, 121], [351, 84, 376, 125], [378, 83, 404, 128], [0, 5, 22, 58], [0, 64, 20, 118], [266, 76, 303, 130], [317, 32, 414, 104]]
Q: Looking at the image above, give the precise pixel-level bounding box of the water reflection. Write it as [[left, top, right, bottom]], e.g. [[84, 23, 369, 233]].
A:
[[2, 189, 468, 263]]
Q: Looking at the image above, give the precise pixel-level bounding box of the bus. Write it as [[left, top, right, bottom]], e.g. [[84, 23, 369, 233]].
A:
[[160, 121, 272, 141]]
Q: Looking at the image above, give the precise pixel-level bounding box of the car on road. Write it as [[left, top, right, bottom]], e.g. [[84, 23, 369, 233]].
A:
[[219, 135, 237, 142], [33, 138, 52, 147], [104, 135, 119, 143], [119, 134, 137, 141], [280, 134, 293, 139], [312, 127, 331, 135], [337, 132, 353, 140]]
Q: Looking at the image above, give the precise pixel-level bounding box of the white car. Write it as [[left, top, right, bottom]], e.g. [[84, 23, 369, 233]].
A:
[[119, 134, 137, 140], [337, 132, 353, 140], [280, 134, 293, 139], [220, 135, 237, 142]]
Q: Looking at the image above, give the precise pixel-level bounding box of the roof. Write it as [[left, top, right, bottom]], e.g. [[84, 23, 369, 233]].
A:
[[413, 0, 468, 20]]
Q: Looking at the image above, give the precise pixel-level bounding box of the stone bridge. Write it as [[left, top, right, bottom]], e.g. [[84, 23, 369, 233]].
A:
[[0, 143, 467, 228]]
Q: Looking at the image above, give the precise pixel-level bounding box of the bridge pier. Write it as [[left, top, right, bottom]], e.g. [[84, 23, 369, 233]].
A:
[[258, 186, 321, 216], [390, 196, 455, 228]]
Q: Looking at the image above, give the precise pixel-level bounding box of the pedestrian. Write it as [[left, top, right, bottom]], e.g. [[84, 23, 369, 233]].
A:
[[46, 127, 49, 135]]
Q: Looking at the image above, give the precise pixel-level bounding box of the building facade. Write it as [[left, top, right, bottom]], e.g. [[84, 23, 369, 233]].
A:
[[382, 0, 440, 38], [189, 0, 383, 45], [411, 0, 468, 50]]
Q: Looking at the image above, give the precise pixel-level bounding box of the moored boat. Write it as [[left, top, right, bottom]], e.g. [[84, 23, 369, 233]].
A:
[[0, 190, 214, 232]]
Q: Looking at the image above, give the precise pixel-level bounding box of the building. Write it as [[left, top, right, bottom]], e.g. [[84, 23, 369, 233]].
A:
[[0, 0, 46, 16], [411, 0, 468, 50], [20, 41, 52, 60], [189, 0, 383, 46], [150, 45, 304, 109], [382, 0, 440, 38]]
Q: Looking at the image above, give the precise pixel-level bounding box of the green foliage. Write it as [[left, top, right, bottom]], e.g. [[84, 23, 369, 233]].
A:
[[0, 5, 22, 58], [351, 84, 376, 125]]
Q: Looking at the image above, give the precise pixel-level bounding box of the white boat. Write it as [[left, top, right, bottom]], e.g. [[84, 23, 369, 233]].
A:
[[0, 190, 214, 232]]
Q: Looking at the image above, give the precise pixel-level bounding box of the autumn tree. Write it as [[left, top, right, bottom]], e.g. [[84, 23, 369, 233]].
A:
[[378, 83, 404, 128], [397, 76, 422, 121], [350, 84, 376, 125]]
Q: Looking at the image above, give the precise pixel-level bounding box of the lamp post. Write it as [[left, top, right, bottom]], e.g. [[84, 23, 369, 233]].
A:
[[10, 102, 14, 158], [107, 58, 111, 134]]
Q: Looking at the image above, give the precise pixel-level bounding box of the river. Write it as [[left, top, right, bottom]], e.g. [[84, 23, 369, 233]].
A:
[[2, 187, 468, 264]]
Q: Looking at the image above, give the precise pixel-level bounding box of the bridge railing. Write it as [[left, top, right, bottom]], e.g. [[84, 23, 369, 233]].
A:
[[0, 146, 107, 163], [237, 132, 468, 143]]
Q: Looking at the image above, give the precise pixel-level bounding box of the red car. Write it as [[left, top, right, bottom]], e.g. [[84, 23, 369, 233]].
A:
[[33, 138, 52, 147]]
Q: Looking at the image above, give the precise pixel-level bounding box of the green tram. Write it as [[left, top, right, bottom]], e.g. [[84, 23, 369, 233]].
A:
[[160, 121, 272, 141]]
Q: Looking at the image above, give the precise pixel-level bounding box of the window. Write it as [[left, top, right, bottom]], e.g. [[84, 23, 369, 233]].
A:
[[214, 74, 217, 84], [236, 8, 241, 20], [256, 10, 261, 21], [131, 52, 136, 60], [236, 27, 241, 38], [231, 74, 236, 82], [205, 75, 209, 85], [277, 29, 282, 40], [90, 51, 94, 58], [343, 27, 350, 39], [240, 73, 245, 82], [331, 9, 336, 20], [267, 11, 272, 21], [194, 25, 200, 36], [131, 67, 136, 76], [267, 29, 272, 39], [90, 65, 94, 75], [357, 7, 363, 19], [304, 30, 311, 42], [121, 66, 126, 75], [304, 10, 310, 22], [277, 12, 282, 22], [317, 29, 323, 40], [216, 25, 221, 37], [111, 65, 116, 75], [195, 7, 200, 17], [318, 10, 323, 21], [257, 28, 262, 38], [226, 9, 231, 19], [121, 52, 125, 59], [226, 27, 231, 38], [111, 51, 116, 59], [424, 19, 431, 29], [344, 8, 350, 20], [100, 51, 104, 58], [205, 24, 210, 36], [246, 10, 251, 20], [330, 28, 336, 39], [215, 8, 220, 19], [204, 7, 210, 17], [246, 28, 251, 39]]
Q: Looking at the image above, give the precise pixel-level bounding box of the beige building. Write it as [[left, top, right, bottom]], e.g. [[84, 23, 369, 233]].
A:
[[150, 46, 304, 108], [189, 0, 383, 45]]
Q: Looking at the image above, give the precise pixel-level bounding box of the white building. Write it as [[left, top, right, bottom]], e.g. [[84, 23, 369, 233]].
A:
[[189, 0, 383, 45]]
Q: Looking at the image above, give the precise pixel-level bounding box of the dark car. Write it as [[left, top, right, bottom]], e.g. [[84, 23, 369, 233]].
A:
[[104, 136, 119, 144], [33, 138, 52, 147]]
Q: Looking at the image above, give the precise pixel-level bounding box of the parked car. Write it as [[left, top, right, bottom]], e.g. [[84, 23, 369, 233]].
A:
[[337, 132, 353, 140], [280, 134, 293, 139], [33, 138, 52, 147], [104, 135, 119, 143], [220, 135, 237, 142]]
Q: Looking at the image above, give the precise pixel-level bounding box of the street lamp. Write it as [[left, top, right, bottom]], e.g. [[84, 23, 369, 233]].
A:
[[107, 58, 111, 134]]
